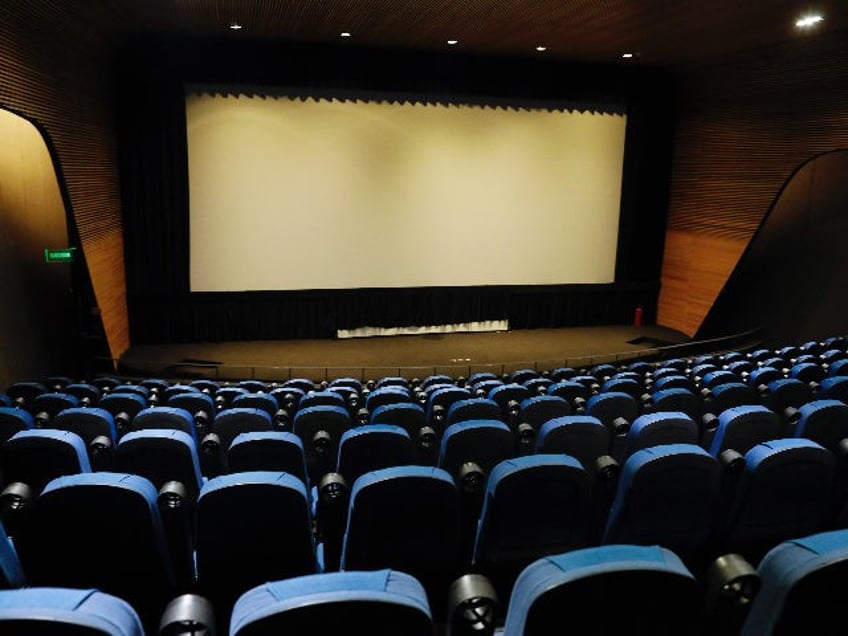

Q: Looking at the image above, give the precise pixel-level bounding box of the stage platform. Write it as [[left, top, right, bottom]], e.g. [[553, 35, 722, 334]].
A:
[[117, 324, 706, 383]]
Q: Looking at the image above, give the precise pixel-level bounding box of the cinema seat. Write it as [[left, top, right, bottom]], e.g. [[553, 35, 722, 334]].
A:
[[0, 520, 24, 588], [501, 544, 704, 635], [1, 429, 91, 493], [706, 404, 783, 458], [114, 429, 205, 500], [622, 411, 699, 460], [472, 454, 593, 605], [535, 415, 610, 470], [292, 405, 351, 483], [336, 425, 413, 487], [339, 466, 460, 618], [446, 397, 503, 427], [230, 569, 432, 636], [0, 587, 145, 635], [225, 431, 308, 485], [0, 407, 33, 444], [602, 443, 720, 567], [741, 529, 848, 635], [194, 471, 317, 620], [14, 472, 181, 629]]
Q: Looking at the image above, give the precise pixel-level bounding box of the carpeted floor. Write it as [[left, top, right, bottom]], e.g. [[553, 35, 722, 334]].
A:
[[118, 324, 692, 383]]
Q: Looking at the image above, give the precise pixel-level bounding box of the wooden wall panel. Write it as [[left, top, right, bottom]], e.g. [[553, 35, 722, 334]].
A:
[[0, 3, 135, 371], [659, 31, 848, 336]]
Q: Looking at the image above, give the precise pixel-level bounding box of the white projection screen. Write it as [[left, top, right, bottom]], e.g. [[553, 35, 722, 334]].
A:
[[186, 89, 627, 293]]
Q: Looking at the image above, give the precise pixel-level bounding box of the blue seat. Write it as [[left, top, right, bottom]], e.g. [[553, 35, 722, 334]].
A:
[[0, 407, 33, 444], [230, 569, 433, 636], [762, 378, 812, 420], [195, 471, 317, 613], [472, 455, 593, 603], [517, 395, 571, 431], [0, 520, 24, 588], [98, 392, 148, 428], [365, 387, 411, 413], [114, 429, 205, 500], [502, 544, 704, 635], [298, 390, 347, 411], [438, 420, 515, 481], [706, 404, 783, 458], [30, 393, 80, 422], [4, 382, 47, 410], [63, 383, 102, 407], [585, 392, 639, 431], [487, 384, 530, 419], [741, 529, 848, 635], [213, 407, 274, 450], [291, 405, 351, 483], [445, 397, 502, 426], [131, 406, 197, 442], [336, 425, 413, 486], [623, 411, 699, 460], [0, 587, 144, 635], [795, 399, 848, 452], [14, 472, 180, 628], [427, 386, 472, 435], [51, 407, 118, 452], [602, 444, 720, 566], [600, 376, 644, 400], [340, 466, 460, 616], [535, 415, 610, 470], [226, 431, 308, 485], [817, 376, 848, 403], [703, 382, 760, 416], [545, 380, 590, 407], [1, 429, 91, 492], [717, 439, 836, 564], [232, 393, 279, 421]]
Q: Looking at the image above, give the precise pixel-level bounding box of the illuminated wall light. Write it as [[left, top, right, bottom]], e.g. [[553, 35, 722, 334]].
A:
[[795, 14, 824, 28], [621, 52, 634, 59], [228, 22, 243, 30], [536, 46, 547, 52], [447, 39, 458, 45], [340, 32, 352, 38]]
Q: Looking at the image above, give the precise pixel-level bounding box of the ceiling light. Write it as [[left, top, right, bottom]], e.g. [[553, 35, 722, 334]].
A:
[[228, 22, 242, 30], [447, 39, 458, 45], [536, 46, 547, 52], [340, 32, 351, 38], [621, 52, 634, 59], [795, 14, 824, 28]]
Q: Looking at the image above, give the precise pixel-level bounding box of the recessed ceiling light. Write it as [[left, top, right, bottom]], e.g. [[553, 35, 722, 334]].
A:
[[536, 46, 547, 52], [447, 39, 458, 45], [621, 52, 634, 59], [228, 22, 242, 31], [340, 32, 352, 38], [795, 14, 824, 28]]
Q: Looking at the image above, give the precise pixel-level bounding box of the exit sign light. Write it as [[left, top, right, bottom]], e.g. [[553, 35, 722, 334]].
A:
[[44, 247, 77, 263]]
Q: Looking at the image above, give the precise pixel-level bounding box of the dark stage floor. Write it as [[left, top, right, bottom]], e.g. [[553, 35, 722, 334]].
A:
[[119, 324, 693, 383]]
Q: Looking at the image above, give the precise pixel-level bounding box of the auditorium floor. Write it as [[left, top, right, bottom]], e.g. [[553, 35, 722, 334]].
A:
[[118, 323, 691, 383]]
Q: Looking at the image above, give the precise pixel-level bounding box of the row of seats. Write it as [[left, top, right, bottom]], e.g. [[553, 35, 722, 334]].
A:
[[3, 528, 848, 635]]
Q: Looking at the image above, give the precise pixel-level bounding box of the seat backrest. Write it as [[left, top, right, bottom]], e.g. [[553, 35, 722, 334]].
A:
[[1, 429, 91, 492], [0, 407, 33, 444], [226, 431, 308, 485], [648, 388, 701, 423], [232, 393, 279, 420], [719, 439, 836, 564], [438, 420, 515, 479], [473, 454, 593, 601], [518, 395, 572, 431], [131, 406, 196, 442], [741, 529, 848, 635], [30, 393, 80, 420], [14, 472, 177, 628], [298, 390, 347, 411], [51, 407, 117, 446], [0, 587, 145, 635], [340, 466, 460, 609], [795, 399, 848, 452], [623, 412, 699, 460], [114, 429, 204, 499], [291, 405, 351, 483], [585, 392, 639, 430], [195, 471, 316, 609], [487, 384, 530, 417], [365, 387, 411, 413], [502, 544, 704, 636], [0, 520, 24, 588], [213, 407, 274, 450], [708, 405, 783, 457], [230, 569, 432, 636], [336, 425, 413, 486], [99, 392, 148, 423], [445, 398, 502, 426], [602, 443, 720, 564], [535, 415, 610, 469]]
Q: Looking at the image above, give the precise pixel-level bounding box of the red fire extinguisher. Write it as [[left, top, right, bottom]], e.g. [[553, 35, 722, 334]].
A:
[[633, 305, 644, 326]]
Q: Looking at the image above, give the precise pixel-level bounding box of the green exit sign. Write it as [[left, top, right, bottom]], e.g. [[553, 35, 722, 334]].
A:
[[44, 247, 77, 263]]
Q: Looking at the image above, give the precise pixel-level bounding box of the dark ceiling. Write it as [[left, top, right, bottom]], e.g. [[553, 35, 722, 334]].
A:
[[96, 0, 847, 71]]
